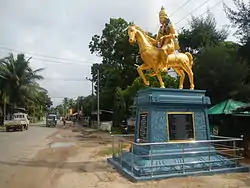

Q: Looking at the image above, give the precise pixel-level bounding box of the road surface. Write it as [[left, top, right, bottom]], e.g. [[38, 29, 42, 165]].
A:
[[0, 125, 57, 187]]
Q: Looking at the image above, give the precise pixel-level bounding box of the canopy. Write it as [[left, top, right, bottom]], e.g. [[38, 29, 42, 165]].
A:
[[234, 104, 250, 113], [208, 99, 247, 115]]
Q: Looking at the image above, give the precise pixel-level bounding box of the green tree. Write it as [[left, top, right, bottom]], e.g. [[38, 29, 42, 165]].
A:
[[55, 104, 64, 116], [0, 53, 45, 118], [194, 42, 248, 104], [179, 11, 228, 54], [122, 74, 178, 117], [25, 89, 52, 118], [62, 97, 69, 115], [113, 87, 126, 126], [178, 11, 237, 92], [89, 18, 142, 110], [68, 98, 75, 110], [224, 0, 250, 87], [224, 0, 250, 44], [80, 95, 96, 116]]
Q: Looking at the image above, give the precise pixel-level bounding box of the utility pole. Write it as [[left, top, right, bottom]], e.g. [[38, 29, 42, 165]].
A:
[[86, 76, 94, 113], [97, 69, 100, 128]]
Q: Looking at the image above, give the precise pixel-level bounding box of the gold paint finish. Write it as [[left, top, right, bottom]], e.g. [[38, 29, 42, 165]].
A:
[[128, 7, 194, 89]]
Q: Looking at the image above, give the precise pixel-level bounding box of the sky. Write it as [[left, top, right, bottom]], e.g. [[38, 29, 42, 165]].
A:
[[0, 0, 246, 106]]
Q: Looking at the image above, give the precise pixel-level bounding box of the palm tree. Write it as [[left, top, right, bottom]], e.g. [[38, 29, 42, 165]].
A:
[[62, 97, 69, 115], [0, 53, 44, 117]]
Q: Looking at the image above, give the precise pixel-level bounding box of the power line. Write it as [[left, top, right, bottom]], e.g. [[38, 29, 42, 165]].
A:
[[0, 45, 176, 76], [0, 46, 99, 64], [32, 57, 95, 66], [170, 0, 195, 17], [177, 0, 225, 29], [0, 46, 101, 66], [175, 0, 215, 26], [153, 0, 221, 38], [43, 78, 90, 81], [0, 53, 94, 66]]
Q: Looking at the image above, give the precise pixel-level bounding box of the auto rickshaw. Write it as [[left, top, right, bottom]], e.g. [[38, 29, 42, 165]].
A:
[[46, 114, 57, 127]]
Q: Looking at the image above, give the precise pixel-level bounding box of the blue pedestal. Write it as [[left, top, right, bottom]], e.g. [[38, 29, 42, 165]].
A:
[[107, 88, 249, 181]]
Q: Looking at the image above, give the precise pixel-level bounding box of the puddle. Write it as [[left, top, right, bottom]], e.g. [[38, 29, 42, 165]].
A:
[[66, 137, 82, 141], [50, 142, 75, 148], [55, 135, 63, 139], [55, 134, 83, 141]]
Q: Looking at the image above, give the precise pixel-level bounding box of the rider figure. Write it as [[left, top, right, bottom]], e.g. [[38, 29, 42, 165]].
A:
[[156, 6, 180, 71]]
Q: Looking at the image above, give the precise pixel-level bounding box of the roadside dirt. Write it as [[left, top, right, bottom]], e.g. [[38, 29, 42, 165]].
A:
[[3, 124, 250, 188]]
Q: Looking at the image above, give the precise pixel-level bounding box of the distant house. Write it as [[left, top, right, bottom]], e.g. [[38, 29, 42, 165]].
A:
[[208, 99, 250, 157], [91, 110, 113, 121]]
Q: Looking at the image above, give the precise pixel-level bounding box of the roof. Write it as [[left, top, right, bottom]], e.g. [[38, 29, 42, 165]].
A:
[[208, 99, 247, 115], [234, 104, 250, 113], [232, 112, 250, 117], [91, 110, 113, 115]]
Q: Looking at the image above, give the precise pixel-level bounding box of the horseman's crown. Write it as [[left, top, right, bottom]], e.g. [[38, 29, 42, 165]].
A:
[[159, 6, 168, 18]]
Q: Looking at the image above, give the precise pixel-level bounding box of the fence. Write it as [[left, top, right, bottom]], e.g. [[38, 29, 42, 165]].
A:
[[110, 134, 244, 177]]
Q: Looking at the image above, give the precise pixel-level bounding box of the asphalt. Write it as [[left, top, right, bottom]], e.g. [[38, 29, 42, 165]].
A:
[[0, 125, 57, 187]]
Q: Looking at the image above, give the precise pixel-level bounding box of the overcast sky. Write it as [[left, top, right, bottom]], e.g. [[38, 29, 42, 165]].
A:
[[0, 0, 246, 106]]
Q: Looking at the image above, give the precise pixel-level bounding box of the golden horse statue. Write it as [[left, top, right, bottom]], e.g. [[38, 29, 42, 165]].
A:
[[127, 24, 195, 90]]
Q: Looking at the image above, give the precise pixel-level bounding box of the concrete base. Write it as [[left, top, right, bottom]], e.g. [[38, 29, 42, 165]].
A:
[[107, 157, 250, 182], [107, 88, 250, 181]]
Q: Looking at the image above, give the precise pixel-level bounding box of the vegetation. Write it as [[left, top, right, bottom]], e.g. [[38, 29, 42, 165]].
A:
[[0, 53, 53, 120], [56, 2, 250, 126]]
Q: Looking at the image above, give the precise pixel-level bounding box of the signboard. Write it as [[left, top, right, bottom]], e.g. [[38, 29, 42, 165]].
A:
[[138, 112, 148, 140], [69, 108, 73, 115], [167, 113, 195, 141]]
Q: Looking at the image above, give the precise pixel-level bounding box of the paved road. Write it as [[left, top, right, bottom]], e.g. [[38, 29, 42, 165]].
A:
[[0, 125, 57, 187], [29, 120, 46, 126]]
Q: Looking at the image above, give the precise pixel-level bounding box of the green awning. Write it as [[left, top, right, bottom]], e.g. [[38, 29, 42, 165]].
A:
[[208, 99, 247, 115], [234, 104, 250, 113], [232, 112, 250, 116]]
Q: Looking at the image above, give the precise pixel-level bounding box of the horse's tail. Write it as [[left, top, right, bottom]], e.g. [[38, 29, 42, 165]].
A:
[[185, 52, 193, 67]]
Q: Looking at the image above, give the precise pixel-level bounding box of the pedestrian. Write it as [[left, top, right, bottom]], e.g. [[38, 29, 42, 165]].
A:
[[62, 116, 66, 126]]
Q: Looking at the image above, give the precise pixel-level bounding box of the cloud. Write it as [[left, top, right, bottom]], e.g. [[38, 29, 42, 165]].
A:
[[0, 0, 246, 105]]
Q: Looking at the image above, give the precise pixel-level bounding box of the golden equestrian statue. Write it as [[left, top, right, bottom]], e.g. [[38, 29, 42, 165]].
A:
[[128, 6, 194, 90]]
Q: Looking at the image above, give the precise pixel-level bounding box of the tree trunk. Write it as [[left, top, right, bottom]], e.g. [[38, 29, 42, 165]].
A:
[[3, 100, 6, 120], [3, 93, 8, 120]]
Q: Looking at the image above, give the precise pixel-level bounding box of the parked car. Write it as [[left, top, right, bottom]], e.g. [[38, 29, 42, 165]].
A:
[[4, 113, 29, 132]]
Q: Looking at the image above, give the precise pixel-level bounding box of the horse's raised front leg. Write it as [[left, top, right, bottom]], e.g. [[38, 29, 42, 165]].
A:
[[137, 64, 150, 86], [173, 68, 185, 89]]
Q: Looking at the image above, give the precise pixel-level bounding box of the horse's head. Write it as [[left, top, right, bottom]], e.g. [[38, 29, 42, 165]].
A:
[[128, 24, 137, 44]]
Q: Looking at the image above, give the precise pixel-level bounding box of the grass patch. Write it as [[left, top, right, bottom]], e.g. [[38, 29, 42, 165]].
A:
[[97, 143, 131, 156], [0, 126, 6, 131], [110, 126, 123, 134]]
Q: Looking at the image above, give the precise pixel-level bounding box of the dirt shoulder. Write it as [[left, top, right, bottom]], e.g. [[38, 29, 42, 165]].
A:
[[3, 125, 250, 188]]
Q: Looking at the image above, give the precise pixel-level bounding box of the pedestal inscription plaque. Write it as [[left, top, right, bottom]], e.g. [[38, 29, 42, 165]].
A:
[[167, 112, 195, 141], [138, 112, 148, 141]]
